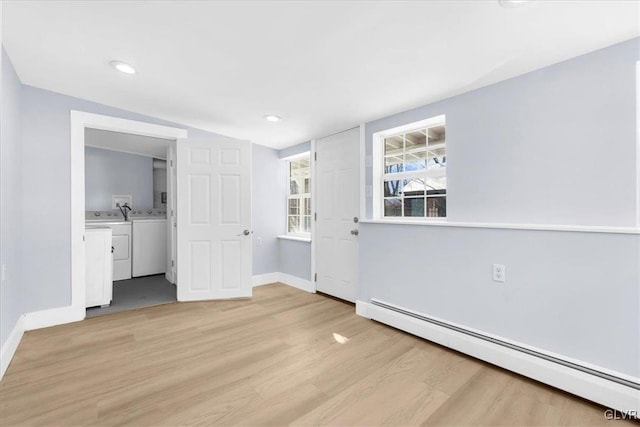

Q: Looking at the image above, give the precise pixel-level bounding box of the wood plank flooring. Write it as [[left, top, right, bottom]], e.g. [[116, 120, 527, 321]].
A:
[[0, 284, 631, 426]]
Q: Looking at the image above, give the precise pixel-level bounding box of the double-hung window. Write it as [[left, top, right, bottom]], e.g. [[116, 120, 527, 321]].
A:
[[375, 115, 446, 219], [286, 154, 311, 236]]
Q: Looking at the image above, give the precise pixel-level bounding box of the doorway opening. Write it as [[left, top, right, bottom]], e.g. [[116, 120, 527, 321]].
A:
[[70, 111, 187, 320], [84, 129, 178, 316]]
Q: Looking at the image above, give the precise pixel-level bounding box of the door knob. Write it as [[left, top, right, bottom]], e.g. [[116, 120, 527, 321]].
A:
[[238, 229, 251, 236], [350, 229, 359, 236]]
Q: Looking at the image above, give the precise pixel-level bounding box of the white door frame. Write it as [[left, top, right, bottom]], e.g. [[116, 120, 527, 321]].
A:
[[70, 111, 187, 318], [310, 138, 317, 292]]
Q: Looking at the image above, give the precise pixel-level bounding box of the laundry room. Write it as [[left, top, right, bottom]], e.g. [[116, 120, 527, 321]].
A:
[[83, 128, 176, 317]]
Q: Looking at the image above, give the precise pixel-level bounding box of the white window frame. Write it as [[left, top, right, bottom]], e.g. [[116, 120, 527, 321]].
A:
[[285, 152, 312, 238], [372, 115, 446, 220]]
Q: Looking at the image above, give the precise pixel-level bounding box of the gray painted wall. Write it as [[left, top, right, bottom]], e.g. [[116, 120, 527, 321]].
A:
[[0, 48, 24, 350], [359, 224, 639, 377], [279, 239, 312, 281], [360, 38, 640, 377], [153, 166, 167, 209], [84, 146, 153, 211], [278, 141, 312, 281], [279, 140, 311, 159], [19, 85, 281, 313], [252, 144, 285, 276], [365, 38, 639, 226]]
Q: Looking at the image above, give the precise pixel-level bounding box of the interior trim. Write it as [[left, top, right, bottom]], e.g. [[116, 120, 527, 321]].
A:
[[277, 235, 311, 243], [252, 272, 315, 293], [70, 111, 188, 318], [0, 316, 24, 381], [359, 219, 640, 235]]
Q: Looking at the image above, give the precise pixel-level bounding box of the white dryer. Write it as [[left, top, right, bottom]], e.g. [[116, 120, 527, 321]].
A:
[[132, 218, 167, 277]]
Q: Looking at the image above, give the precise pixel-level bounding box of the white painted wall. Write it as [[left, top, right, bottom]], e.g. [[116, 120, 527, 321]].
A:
[[360, 38, 640, 378]]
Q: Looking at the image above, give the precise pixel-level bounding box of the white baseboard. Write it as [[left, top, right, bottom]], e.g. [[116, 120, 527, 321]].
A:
[[252, 272, 281, 287], [23, 305, 84, 331], [279, 273, 315, 293], [252, 272, 315, 293], [2, 305, 86, 380], [0, 315, 25, 380], [356, 300, 640, 413]]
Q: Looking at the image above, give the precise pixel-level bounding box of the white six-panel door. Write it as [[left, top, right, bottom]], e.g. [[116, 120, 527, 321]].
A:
[[315, 127, 360, 302], [177, 138, 252, 301]]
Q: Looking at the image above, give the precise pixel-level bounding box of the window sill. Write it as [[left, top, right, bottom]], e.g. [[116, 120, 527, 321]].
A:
[[363, 218, 447, 227], [359, 219, 640, 235], [277, 235, 312, 243]]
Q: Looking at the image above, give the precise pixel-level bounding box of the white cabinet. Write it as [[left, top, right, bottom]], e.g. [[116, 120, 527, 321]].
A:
[[85, 227, 113, 308], [132, 219, 167, 277], [85, 220, 132, 280]]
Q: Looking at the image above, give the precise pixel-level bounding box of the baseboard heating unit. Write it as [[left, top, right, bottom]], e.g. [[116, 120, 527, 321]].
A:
[[356, 298, 640, 413]]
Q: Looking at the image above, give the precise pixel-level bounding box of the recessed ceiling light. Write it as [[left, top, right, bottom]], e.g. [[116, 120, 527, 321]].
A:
[[264, 115, 282, 122], [110, 60, 136, 74], [499, 0, 532, 8]]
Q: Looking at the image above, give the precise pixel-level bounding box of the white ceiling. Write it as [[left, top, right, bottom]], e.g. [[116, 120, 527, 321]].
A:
[[3, 1, 638, 149], [85, 128, 169, 159]]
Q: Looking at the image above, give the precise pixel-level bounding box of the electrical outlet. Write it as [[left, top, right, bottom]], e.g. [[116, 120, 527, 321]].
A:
[[493, 264, 506, 283], [112, 195, 132, 209], [256, 237, 263, 246]]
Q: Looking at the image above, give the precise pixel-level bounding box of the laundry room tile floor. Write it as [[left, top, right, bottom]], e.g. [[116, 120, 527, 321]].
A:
[[86, 274, 176, 317]]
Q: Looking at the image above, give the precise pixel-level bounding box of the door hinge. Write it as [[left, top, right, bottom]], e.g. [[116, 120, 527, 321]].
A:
[[314, 212, 317, 221], [314, 152, 317, 161], [171, 260, 174, 267], [83, 235, 85, 242], [170, 160, 174, 167], [314, 273, 317, 282]]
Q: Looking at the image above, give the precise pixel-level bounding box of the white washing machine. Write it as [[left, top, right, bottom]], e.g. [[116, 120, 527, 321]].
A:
[[132, 218, 167, 277]]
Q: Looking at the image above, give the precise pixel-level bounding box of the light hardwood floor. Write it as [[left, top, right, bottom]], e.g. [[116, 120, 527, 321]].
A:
[[0, 284, 632, 426]]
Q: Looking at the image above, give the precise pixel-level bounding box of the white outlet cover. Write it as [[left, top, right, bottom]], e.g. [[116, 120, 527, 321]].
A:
[[112, 195, 132, 209], [493, 264, 506, 283]]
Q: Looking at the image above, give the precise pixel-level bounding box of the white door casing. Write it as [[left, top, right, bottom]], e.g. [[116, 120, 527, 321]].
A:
[[167, 142, 177, 284], [71, 111, 186, 322], [177, 138, 252, 301], [315, 127, 360, 302]]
